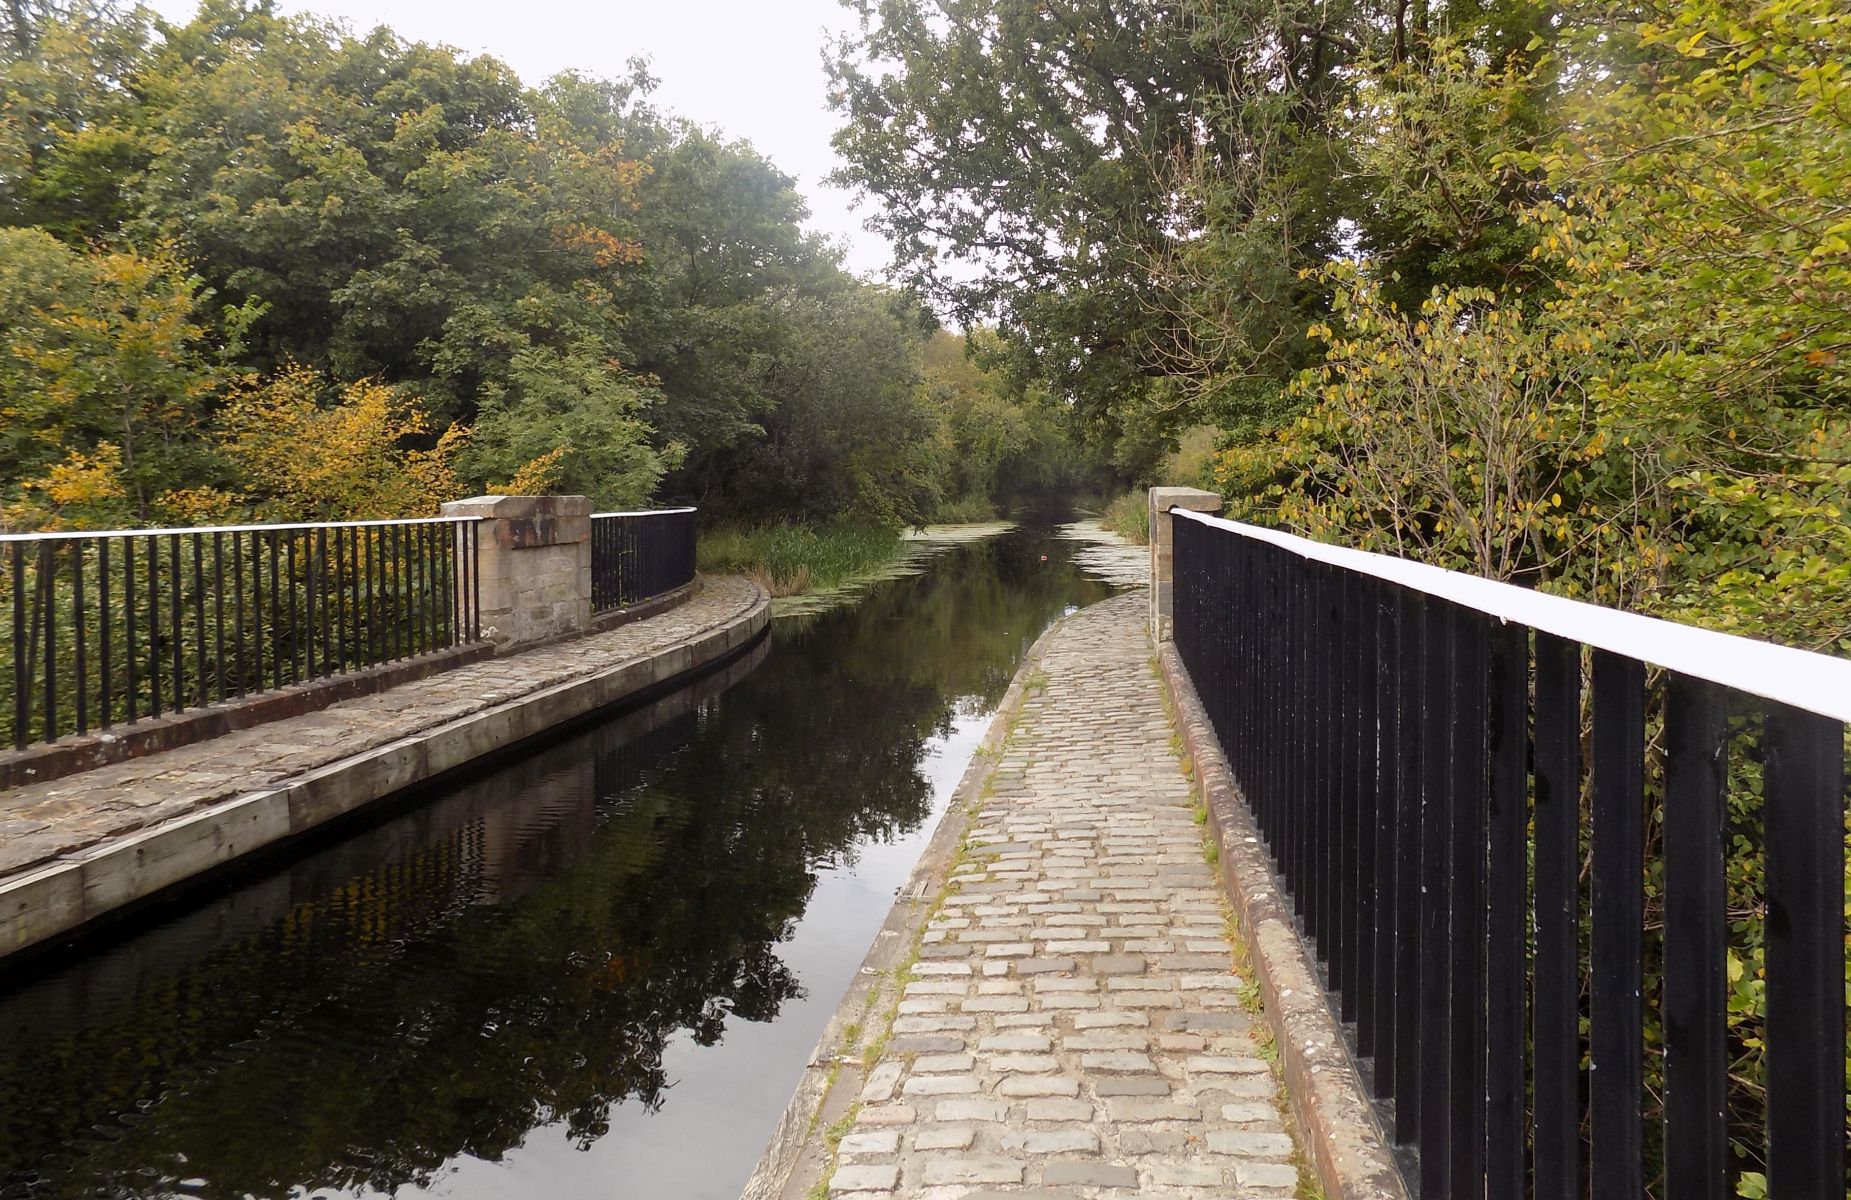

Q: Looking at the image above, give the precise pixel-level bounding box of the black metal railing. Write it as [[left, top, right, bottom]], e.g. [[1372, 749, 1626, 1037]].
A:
[[1170, 507, 1848, 1200], [3, 517, 483, 751], [590, 508, 696, 615]]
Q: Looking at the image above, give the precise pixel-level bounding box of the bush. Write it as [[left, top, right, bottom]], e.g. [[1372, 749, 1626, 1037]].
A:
[[1101, 492, 1150, 544], [1161, 426, 1220, 490]]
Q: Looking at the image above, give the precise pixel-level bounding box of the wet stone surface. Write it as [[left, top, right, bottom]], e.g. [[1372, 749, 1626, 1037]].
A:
[[833, 592, 1300, 1197]]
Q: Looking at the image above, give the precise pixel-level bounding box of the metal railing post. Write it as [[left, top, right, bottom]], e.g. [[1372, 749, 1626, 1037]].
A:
[[0, 515, 489, 755], [1164, 506, 1851, 1200], [587, 507, 698, 618]]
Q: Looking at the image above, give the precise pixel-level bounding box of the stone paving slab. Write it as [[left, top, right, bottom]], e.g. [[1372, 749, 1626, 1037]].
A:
[[822, 592, 1302, 1198], [0, 577, 762, 879]]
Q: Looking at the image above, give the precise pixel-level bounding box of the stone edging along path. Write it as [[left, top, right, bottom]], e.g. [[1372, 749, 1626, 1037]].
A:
[[748, 592, 1312, 1200], [0, 576, 769, 964], [1157, 641, 1409, 1200]]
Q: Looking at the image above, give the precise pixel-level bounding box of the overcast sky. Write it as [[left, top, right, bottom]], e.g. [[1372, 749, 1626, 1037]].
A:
[[143, 0, 893, 278]]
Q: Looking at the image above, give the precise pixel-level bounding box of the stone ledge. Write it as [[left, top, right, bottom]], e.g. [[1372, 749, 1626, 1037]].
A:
[[1156, 641, 1411, 1200], [441, 493, 592, 548], [0, 643, 498, 793], [590, 578, 699, 634], [0, 576, 705, 794], [0, 583, 769, 964]]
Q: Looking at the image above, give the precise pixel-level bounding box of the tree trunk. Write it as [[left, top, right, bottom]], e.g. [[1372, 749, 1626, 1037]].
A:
[[4, 0, 34, 56]]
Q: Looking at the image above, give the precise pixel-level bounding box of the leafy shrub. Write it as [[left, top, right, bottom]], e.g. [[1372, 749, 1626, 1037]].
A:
[[1101, 493, 1150, 545]]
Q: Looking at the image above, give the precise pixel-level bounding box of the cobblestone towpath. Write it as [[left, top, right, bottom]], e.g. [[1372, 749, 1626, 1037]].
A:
[[826, 592, 1301, 1198]]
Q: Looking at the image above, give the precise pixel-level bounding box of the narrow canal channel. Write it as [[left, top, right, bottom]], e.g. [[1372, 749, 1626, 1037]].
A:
[[0, 522, 1132, 1200]]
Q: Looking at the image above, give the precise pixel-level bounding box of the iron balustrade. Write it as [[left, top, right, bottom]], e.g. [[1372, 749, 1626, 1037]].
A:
[[2, 516, 483, 752], [590, 508, 696, 614], [1169, 507, 1849, 1200]]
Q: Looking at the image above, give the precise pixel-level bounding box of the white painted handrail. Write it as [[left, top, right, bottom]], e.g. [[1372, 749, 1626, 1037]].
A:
[[1173, 507, 1851, 723], [589, 507, 698, 518]]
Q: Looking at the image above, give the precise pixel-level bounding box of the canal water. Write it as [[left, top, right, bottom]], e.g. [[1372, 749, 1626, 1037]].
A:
[[0, 522, 1133, 1200]]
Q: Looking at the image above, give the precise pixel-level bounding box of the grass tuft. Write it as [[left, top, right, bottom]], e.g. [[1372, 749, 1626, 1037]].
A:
[[823, 1105, 861, 1146], [697, 523, 902, 597], [934, 493, 998, 523]]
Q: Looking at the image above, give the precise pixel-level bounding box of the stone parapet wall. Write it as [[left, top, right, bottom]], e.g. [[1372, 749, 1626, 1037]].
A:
[[440, 494, 593, 647], [1157, 640, 1410, 1200], [0, 577, 769, 963], [1147, 487, 1223, 643]]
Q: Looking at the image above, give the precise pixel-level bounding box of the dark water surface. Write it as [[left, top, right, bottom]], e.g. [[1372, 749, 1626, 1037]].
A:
[[0, 524, 1121, 1200]]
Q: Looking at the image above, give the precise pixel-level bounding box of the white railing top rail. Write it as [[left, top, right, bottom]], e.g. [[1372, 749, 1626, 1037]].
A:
[[0, 514, 483, 545], [589, 507, 697, 518], [1174, 507, 1851, 723]]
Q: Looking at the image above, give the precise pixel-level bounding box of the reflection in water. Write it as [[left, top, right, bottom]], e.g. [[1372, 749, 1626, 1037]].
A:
[[0, 526, 1118, 1200]]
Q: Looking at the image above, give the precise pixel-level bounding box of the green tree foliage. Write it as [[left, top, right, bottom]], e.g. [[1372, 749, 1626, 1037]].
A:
[[1223, 0, 1849, 652], [920, 328, 1089, 514], [1345, 38, 1551, 305], [1538, 0, 1851, 650], [622, 123, 837, 461], [821, 0, 1301, 464], [0, 226, 231, 525], [118, 1, 653, 424], [0, 0, 151, 235], [464, 339, 675, 510], [828, 0, 1240, 457], [1228, 272, 1589, 581], [829, 0, 1557, 472], [715, 286, 940, 527], [3, 1, 1064, 534]]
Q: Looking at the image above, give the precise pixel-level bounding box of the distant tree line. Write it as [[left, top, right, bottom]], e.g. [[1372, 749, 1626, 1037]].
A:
[[0, 0, 1092, 531]]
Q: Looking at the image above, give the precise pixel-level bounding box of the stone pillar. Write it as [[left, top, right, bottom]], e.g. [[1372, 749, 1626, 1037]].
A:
[[1148, 486, 1224, 643], [439, 495, 593, 648]]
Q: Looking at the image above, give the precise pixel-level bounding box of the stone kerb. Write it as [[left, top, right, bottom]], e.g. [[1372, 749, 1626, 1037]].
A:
[[440, 494, 593, 648], [1147, 486, 1223, 643]]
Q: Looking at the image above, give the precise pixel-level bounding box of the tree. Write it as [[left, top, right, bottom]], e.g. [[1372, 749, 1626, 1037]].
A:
[[1224, 271, 1590, 581], [1528, 0, 1851, 651], [463, 340, 676, 510], [718, 286, 939, 527], [619, 122, 839, 475], [218, 365, 468, 520], [829, 0, 1564, 472], [77, 0, 655, 443], [919, 328, 1085, 514], [827, 0, 1241, 456], [3, 1, 1044, 538], [0, 227, 234, 526], [0, 0, 150, 236], [1343, 37, 1551, 307]]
